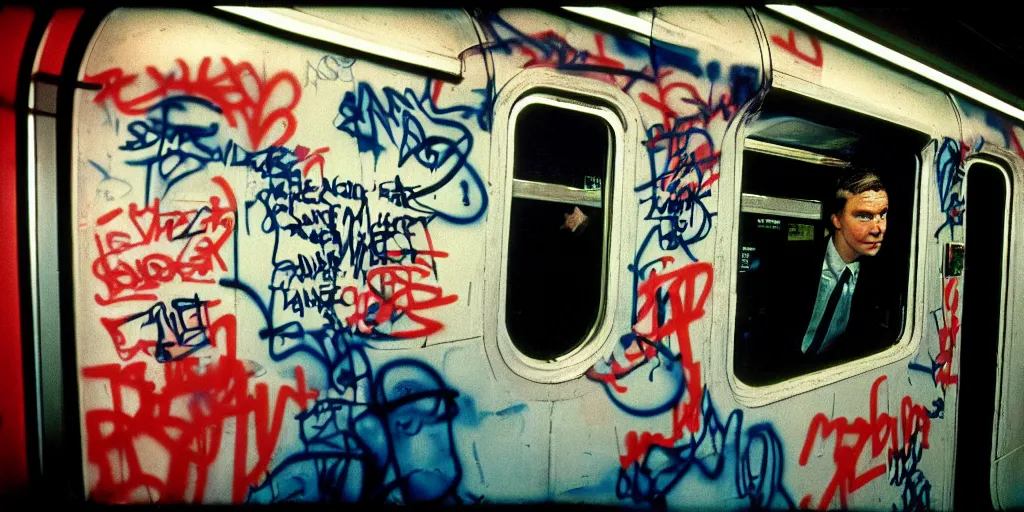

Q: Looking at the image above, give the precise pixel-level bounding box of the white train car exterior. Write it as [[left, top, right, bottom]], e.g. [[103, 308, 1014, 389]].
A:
[[10, 6, 1024, 510]]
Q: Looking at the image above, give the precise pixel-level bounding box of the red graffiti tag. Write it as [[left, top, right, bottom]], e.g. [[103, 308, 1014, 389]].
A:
[[771, 29, 824, 68], [91, 176, 236, 305], [1008, 125, 1024, 159], [85, 57, 302, 150], [588, 260, 713, 468], [293, 144, 330, 179], [935, 278, 960, 392], [343, 247, 457, 339], [798, 375, 932, 510], [82, 313, 318, 503], [100, 315, 159, 362], [431, 79, 446, 105]]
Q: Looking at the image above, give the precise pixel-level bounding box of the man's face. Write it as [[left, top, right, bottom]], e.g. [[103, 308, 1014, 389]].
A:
[[832, 190, 888, 262]]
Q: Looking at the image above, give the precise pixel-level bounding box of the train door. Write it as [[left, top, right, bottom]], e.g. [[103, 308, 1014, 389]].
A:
[[958, 153, 1022, 510]]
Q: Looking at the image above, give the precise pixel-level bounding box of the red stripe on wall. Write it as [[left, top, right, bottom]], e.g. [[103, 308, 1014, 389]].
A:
[[0, 6, 36, 495]]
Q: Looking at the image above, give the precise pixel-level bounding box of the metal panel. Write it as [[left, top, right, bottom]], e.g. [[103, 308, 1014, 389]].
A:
[[512, 179, 602, 208], [740, 193, 822, 220]]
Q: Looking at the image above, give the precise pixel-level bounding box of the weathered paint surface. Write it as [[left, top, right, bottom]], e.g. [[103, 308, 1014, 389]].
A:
[[68, 7, 984, 509]]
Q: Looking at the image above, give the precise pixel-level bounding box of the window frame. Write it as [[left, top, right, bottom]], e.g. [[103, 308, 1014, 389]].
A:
[[482, 68, 641, 391], [721, 90, 929, 407], [497, 94, 622, 382]]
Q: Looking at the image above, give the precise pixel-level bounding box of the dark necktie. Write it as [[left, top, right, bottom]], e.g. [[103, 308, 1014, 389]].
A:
[[807, 267, 852, 355]]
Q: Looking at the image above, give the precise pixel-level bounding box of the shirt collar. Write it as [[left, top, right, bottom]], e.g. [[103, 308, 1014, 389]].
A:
[[825, 236, 860, 278]]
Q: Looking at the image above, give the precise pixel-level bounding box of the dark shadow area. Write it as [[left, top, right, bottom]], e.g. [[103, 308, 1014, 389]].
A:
[[954, 160, 1007, 511], [843, 8, 1024, 103]]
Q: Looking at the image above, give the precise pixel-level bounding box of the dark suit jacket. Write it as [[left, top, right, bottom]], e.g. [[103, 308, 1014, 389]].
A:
[[735, 236, 903, 385]]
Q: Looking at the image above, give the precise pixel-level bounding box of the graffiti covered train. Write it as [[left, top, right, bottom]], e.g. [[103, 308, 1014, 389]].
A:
[[3, 5, 1024, 511]]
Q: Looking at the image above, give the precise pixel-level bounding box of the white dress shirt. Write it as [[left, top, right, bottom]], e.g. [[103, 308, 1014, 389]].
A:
[[801, 237, 860, 355]]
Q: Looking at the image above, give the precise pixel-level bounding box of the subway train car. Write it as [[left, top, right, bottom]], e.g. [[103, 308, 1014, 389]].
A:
[[2, 5, 1024, 510]]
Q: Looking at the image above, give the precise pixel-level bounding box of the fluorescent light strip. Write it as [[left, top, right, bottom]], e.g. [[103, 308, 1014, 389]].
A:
[[766, 5, 1024, 124], [213, 6, 462, 77], [561, 7, 651, 37], [745, 138, 850, 168]]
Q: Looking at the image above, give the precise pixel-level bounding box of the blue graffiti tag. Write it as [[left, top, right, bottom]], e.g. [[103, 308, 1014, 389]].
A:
[[637, 125, 718, 263], [224, 275, 478, 504], [887, 430, 932, 512], [246, 350, 477, 504], [616, 388, 796, 509], [334, 81, 488, 225], [934, 138, 965, 240], [121, 96, 226, 204]]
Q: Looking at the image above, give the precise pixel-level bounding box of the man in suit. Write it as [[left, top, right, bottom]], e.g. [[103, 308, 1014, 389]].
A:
[[736, 170, 901, 383], [800, 171, 893, 357]]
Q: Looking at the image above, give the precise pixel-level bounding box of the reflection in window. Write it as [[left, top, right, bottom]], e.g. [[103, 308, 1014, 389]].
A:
[[505, 101, 612, 361], [734, 91, 923, 386]]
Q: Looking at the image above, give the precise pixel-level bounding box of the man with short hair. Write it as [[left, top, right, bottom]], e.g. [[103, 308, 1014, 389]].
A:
[[800, 171, 889, 356], [735, 169, 901, 383]]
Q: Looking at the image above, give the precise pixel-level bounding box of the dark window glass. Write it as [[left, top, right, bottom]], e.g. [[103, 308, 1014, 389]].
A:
[[505, 102, 612, 361]]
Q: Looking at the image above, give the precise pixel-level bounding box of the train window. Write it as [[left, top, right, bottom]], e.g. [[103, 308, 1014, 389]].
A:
[[733, 90, 926, 386], [504, 96, 614, 362]]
